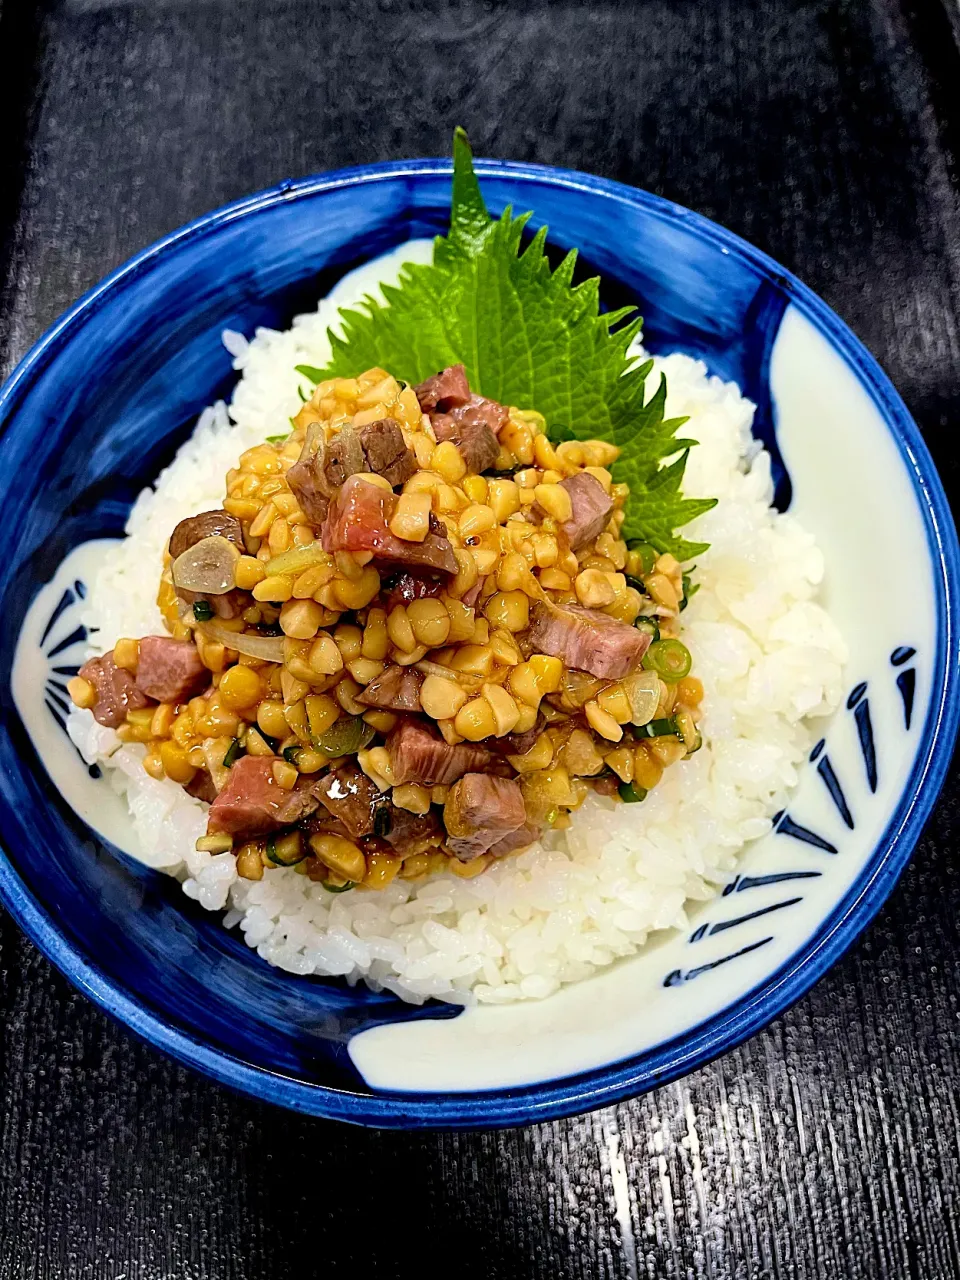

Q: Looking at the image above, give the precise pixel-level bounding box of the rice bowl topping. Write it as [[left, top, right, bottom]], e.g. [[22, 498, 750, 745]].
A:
[[67, 291, 845, 1003]]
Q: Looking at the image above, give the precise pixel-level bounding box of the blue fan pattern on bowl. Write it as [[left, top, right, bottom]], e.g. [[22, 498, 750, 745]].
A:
[[37, 579, 98, 772], [666, 645, 918, 987]]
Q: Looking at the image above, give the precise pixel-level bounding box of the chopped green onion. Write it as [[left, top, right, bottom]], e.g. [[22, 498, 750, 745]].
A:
[[192, 600, 213, 622], [322, 880, 356, 894], [642, 638, 692, 683], [631, 717, 680, 740], [297, 386, 307, 403], [266, 432, 290, 444], [618, 782, 648, 803], [295, 363, 324, 383], [373, 807, 392, 838], [222, 738, 244, 767], [282, 745, 302, 765], [634, 616, 660, 643], [624, 574, 649, 596], [313, 716, 375, 757], [674, 709, 703, 756], [628, 542, 658, 575], [265, 834, 307, 866]]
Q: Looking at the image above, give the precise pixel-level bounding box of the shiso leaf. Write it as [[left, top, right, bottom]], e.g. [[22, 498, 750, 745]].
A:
[[312, 128, 716, 559]]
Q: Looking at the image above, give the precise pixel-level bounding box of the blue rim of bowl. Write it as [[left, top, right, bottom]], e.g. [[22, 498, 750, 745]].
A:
[[0, 158, 957, 1129]]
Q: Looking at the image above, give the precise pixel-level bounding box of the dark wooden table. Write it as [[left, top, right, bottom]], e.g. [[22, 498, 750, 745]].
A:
[[2, 1, 960, 1275]]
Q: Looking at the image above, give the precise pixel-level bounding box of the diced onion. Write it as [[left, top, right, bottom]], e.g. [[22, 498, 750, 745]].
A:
[[264, 541, 331, 577], [622, 672, 661, 725], [200, 621, 285, 663], [414, 660, 460, 681], [203, 737, 234, 793]]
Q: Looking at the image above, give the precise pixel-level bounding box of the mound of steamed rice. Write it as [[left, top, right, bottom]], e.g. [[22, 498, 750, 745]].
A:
[[67, 257, 846, 1006]]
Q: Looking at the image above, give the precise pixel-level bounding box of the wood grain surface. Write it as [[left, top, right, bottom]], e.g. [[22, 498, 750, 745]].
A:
[[2, 1, 960, 1275]]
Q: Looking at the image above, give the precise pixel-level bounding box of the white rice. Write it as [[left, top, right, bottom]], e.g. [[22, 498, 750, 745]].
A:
[[66, 246, 847, 1005]]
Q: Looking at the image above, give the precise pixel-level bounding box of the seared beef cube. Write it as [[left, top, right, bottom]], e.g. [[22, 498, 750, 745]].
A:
[[443, 774, 526, 860], [207, 757, 319, 836], [414, 364, 471, 412], [380, 572, 446, 611], [486, 821, 541, 858], [387, 718, 496, 787], [322, 475, 457, 576], [313, 762, 384, 839], [381, 806, 444, 857], [358, 419, 417, 487], [431, 415, 500, 474], [169, 509, 243, 559], [287, 423, 364, 527], [135, 636, 208, 704], [356, 665, 424, 713], [558, 472, 613, 549], [78, 652, 152, 729], [525, 601, 651, 680]]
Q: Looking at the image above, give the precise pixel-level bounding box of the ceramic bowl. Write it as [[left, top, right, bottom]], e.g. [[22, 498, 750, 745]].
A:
[[0, 160, 956, 1128]]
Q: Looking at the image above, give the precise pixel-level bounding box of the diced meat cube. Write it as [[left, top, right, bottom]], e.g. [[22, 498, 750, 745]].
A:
[[443, 774, 526, 860], [526, 601, 651, 680], [592, 773, 621, 798], [433, 393, 508, 441], [135, 636, 208, 704], [286, 464, 329, 529], [207, 757, 319, 836], [414, 364, 471, 412], [380, 806, 444, 858], [78, 652, 153, 729], [431, 414, 500, 474], [287, 428, 332, 527], [489, 714, 545, 757], [169, 509, 244, 559], [358, 419, 417, 487], [303, 812, 353, 842], [313, 762, 384, 839], [177, 586, 246, 621], [356, 665, 424, 713], [322, 474, 457, 576], [487, 821, 542, 859], [387, 718, 496, 787], [415, 364, 508, 440], [322, 426, 367, 489], [380, 571, 446, 611], [287, 423, 363, 527], [169, 510, 246, 620], [288, 421, 417, 531], [462, 394, 509, 437], [558, 472, 613, 549], [185, 770, 218, 804]]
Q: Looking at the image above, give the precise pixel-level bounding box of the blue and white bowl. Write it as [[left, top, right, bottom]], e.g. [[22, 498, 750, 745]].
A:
[[0, 161, 956, 1127]]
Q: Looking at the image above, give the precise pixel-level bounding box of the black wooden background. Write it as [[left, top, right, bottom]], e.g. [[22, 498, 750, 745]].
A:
[[2, 1, 960, 1276]]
